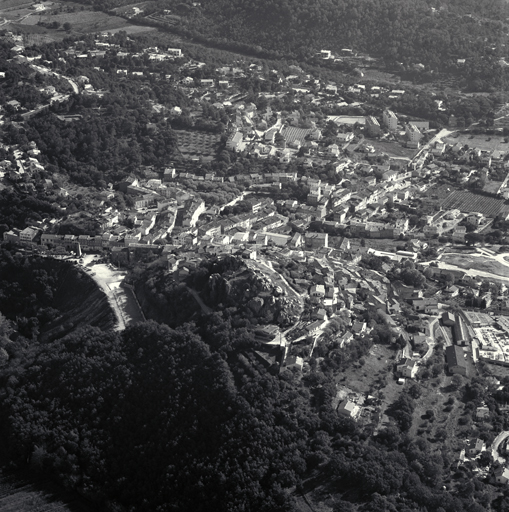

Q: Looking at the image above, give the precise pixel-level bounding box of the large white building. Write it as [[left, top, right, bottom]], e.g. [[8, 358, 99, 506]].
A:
[[366, 116, 381, 136], [383, 110, 398, 131], [406, 123, 423, 143]]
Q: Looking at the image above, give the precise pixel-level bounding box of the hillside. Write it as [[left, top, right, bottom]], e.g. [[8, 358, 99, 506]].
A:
[[0, 248, 116, 341], [104, 0, 509, 77], [134, 254, 301, 329]]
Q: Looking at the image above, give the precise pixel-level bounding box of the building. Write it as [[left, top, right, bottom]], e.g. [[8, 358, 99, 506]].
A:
[[445, 345, 467, 376], [19, 227, 39, 243], [304, 232, 328, 249], [337, 399, 360, 420], [494, 467, 509, 485], [263, 232, 290, 247], [383, 110, 398, 131], [226, 131, 243, 151], [365, 116, 382, 137], [397, 357, 418, 379], [453, 316, 468, 346], [337, 132, 354, 143], [476, 405, 490, 419], [466, 438, 485, 456], [310, 284, 326, 298], [185, 199, 206, 228], [442, 311, 455, 326], [167, 48, 182, 57], [406, 123, 423, 143]]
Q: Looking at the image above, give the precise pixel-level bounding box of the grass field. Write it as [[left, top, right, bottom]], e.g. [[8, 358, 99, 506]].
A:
[[0, 0, 34, 10], [443, 133, 509, 152], [175, 130, 220, 160], [1, 1, 156, 38], [440, 189, 506, 217]]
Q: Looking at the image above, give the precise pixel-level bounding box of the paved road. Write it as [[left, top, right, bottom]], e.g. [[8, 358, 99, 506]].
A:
[[411, 128, 455, 166], [492, 431, 509, 463], [434, 260, 509, 283], [431, 247, 509, 283]]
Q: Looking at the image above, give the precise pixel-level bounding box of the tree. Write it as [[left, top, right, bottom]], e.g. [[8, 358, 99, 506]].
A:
[[465, 232, 484, 246], [400, 268, 426, 288], [451, 374, 464, 390], [63, 22, 72, 32]]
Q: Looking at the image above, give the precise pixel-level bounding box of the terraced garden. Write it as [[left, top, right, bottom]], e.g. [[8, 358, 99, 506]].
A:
[[440, 190, 507, 217], [175, 129, 220, 161]]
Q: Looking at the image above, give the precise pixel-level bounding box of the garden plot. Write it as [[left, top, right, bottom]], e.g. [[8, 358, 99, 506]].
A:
[[175, 130, 221, 160]]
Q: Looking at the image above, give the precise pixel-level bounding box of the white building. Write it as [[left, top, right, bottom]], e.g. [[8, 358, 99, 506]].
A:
[[383, 110, 398, 131], [406, 124, 423, 143]]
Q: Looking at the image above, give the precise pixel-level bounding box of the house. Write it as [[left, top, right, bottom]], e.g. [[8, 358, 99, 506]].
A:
[[352, 321, 366, 335], [442, 311, 455, 326], [306, 320, 324, 333], [337, 132, 354, 143], [494, 467, 509, 485], [337, 399, 360, 420], [313, 308, 327, 321], [305, 232, 328, 249], [310, 284, 326, 298], [339, 331, 354, 348], [445, 345, 467, 376], [282, 355, 304, 372], [412, 298, 439, 314], [444, 285, 460, 298], [466, 438, 485, 456], [476, 405, 490, 419], [397, 357, 418, 379]]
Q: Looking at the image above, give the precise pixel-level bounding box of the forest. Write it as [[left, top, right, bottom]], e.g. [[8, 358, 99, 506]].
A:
[[78, 0, 509, 90], [0, 307, 506, 511], [0, 247, 115, 339], [0, 250, 508, 510]]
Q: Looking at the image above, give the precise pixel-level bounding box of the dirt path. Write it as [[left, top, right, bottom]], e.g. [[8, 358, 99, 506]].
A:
[[82, 255, 145, 330], [187, 286, 213, 314]]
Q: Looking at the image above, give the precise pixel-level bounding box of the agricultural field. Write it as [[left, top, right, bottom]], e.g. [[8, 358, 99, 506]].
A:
[[443, 133, 509, 152], [440, 189, 506, 217], [360, 68, 398, 83], [2, 1, 156, 38], [408, 373, 468, 456], [336, 344, 401, 404], [111, 2, 151, 15], [0, 471, 88, 512], [175, 130, 221, 161]]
